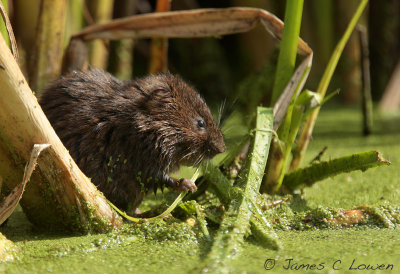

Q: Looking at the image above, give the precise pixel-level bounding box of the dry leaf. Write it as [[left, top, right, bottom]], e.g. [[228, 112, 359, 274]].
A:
[[0, 144, 50, 225]]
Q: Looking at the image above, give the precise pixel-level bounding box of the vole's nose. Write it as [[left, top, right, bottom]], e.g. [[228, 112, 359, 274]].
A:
[[218, 143, 226, 154], [212, 140, 226, 154]]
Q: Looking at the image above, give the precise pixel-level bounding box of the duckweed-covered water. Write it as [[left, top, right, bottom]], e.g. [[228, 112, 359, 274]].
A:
[[2, 106, 400, 273]]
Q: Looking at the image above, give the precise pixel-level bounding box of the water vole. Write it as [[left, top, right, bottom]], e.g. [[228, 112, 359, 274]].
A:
[[39, 69, 225, 212]]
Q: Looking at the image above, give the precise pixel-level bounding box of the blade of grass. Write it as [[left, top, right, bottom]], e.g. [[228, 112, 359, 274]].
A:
[[290, 0, 369, 170], [201, 107, 273, 272], [108, 170, 201, 222]]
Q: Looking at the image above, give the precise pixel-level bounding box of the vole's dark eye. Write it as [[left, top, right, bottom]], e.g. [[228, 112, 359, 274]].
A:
[[197, 119, 206, 129]]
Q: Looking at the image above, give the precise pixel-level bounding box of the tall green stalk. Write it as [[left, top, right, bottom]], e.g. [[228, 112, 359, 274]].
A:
[[262, 0, 306, 194], [313, 0, 334, 65], [262, 0, 304, 194], [65, 0, 85, 43], [290, 0, 369, 170], [270, 0, 304, 105]]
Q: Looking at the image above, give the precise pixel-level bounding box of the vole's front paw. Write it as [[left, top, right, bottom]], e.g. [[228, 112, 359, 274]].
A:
[[170, 178, 197, 192]]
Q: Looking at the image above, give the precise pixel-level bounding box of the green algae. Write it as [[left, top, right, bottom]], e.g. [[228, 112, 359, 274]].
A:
[[120, 219, 199, 243], [1, 105, 400, 273], [2, 208, 206, 274], [257, 194, 400, 231]]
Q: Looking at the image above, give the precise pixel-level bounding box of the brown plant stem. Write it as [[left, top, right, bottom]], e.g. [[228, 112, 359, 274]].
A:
[[357, 25, 373, 135], [0, 34, 122, 232], [149, 0, 171, 74]]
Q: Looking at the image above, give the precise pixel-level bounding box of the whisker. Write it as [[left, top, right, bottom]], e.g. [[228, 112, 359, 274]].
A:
[[194, 153, 205, 166], [192, 154, 200, 167], [217, 99, 226, 126], [181, 148, 197, 161], [204, 159, 210, 173], [193, 154, 201, 167], [221, 124, 237, 135]]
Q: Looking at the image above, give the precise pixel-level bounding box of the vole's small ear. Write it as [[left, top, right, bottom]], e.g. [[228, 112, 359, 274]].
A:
[[149, 87, 171, 100], [152, 87, 170, 94], [137, 86, 172, 113]]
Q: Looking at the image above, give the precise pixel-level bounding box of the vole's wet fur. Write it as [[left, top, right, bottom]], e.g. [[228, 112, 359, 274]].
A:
[[40, 69, 225, 212]]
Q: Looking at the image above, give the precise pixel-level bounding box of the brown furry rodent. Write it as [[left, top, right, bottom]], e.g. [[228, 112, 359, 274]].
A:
[[40, 69, 225, 212]]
